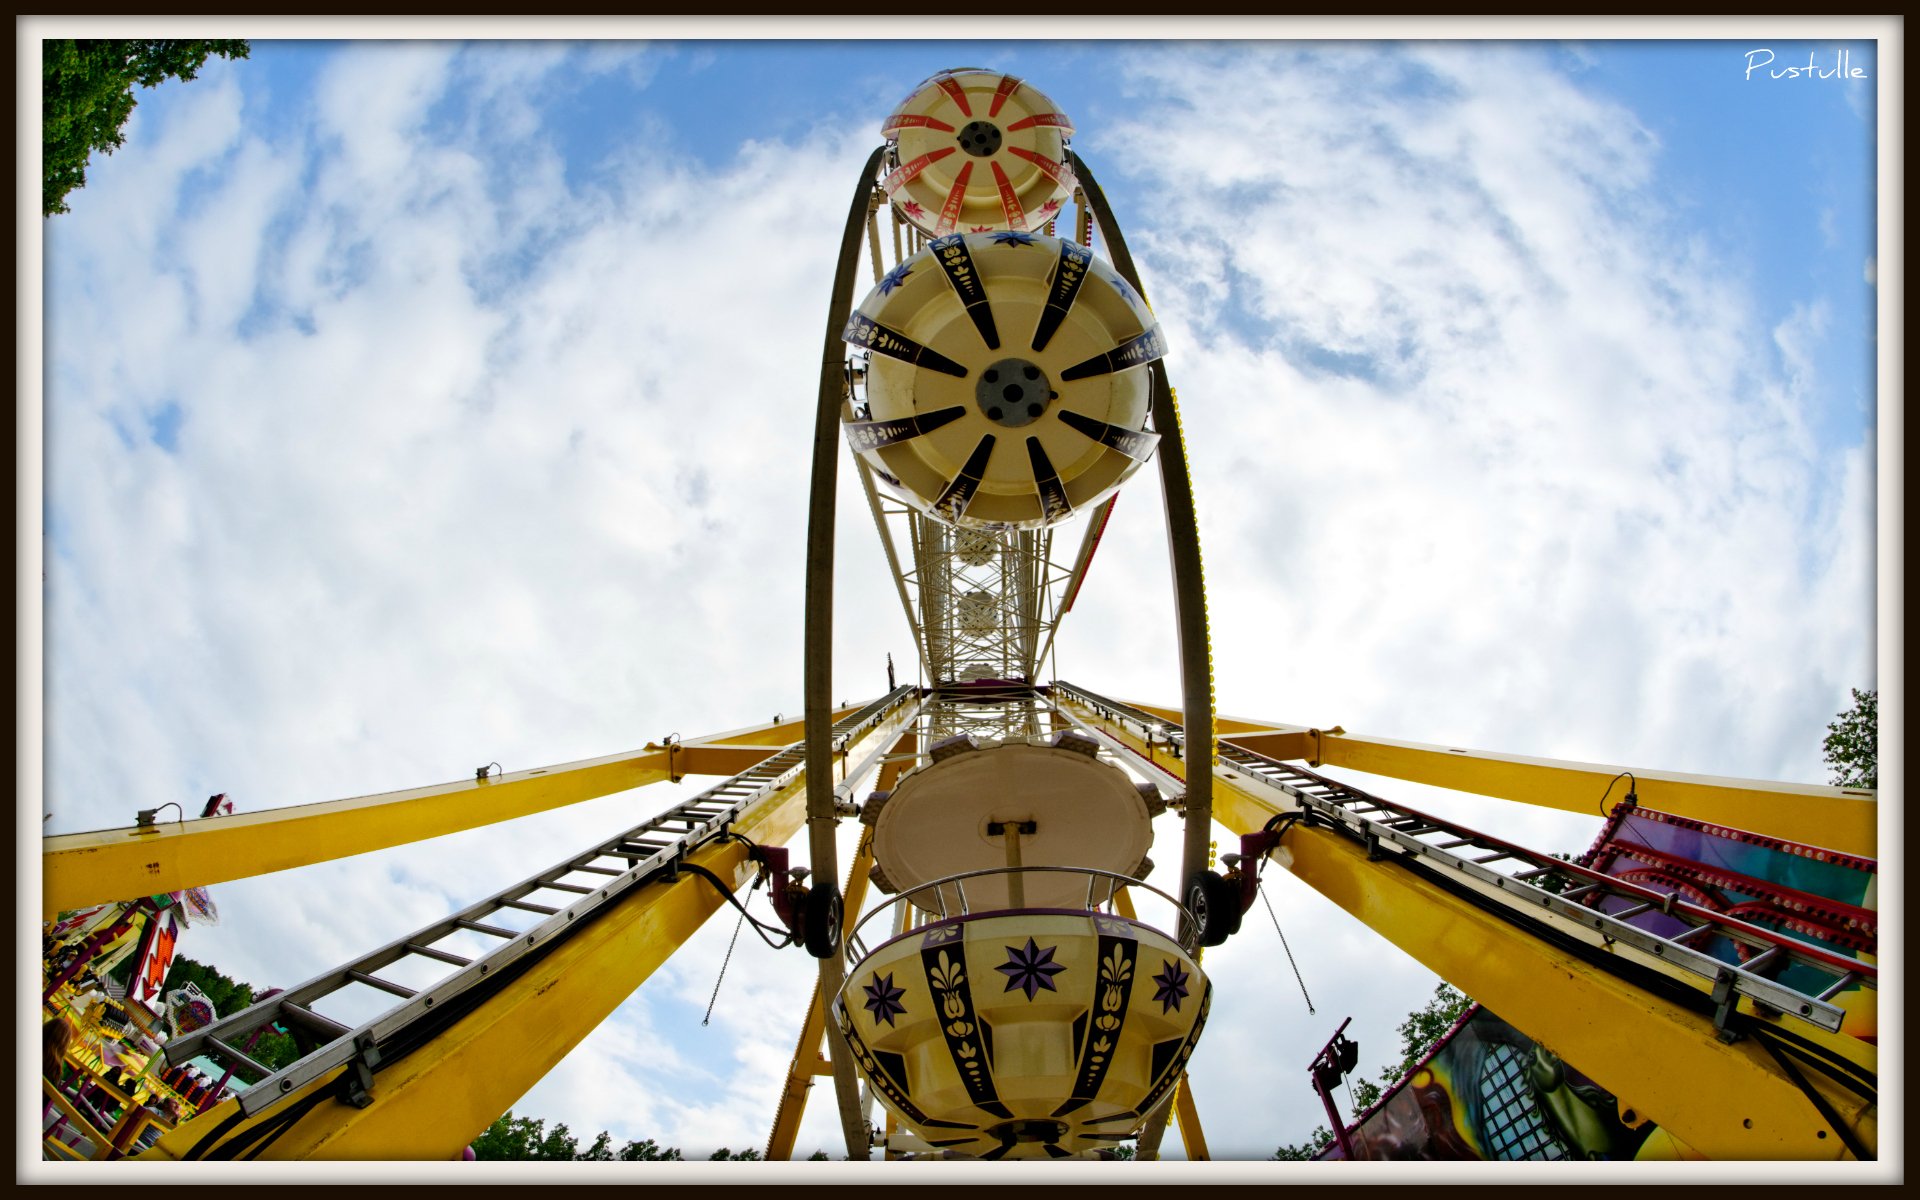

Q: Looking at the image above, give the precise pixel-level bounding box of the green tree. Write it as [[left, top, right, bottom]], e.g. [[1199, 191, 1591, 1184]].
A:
[[708, 1146, 763, 1160], [578, 1130, 615, 1161], [1374, 982, 1471, 1089], [469, 1112, 589, 1160], [1272, 1126, 1333, 1161], [42, 38, 249, 215], [470, 1112, 547, 1160], [155, 955, 300, 1080], [617, 1137, 684, 1161], [1823, 688, 1877, 790], [535, 1121, 580, 1160]]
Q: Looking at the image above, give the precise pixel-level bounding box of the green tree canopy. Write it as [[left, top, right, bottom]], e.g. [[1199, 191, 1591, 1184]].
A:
[[1823, 687, 1877, 790], [155, 955, 300, 1081], [42, 38, 249, 215]]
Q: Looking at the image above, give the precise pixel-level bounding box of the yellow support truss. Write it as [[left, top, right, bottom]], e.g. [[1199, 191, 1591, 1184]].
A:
[[42, 707, 866, 918], [1115, 697, 1877, 857]]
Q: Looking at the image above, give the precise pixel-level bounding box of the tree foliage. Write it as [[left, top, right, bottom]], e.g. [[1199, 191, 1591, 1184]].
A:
[[618, 1137, 684, 1162], [42, 38, 249, 215], [471, 1112, 582, 1160], [1272, 1126, 1333, 1161], [467, 1112, 794, 1161], [1823, 688, 1877, 790], [157, 955, 300, 1081]]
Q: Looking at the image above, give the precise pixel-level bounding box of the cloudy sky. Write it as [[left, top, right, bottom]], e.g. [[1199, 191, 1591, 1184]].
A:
[[26, 20, 1887, 1173]]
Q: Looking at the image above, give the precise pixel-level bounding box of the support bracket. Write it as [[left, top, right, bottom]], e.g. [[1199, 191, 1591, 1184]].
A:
[[1711, 970, 1745, 1043], [342, 1035, 381, 1110]]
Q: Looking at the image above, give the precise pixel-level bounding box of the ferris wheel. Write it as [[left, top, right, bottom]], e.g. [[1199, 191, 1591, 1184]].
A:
[[40, 67, 1877, 1164]]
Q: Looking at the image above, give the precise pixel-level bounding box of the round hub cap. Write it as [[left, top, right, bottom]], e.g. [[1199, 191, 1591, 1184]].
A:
[[975, 358, 1055, 428], [956, 119, 1004, 157]]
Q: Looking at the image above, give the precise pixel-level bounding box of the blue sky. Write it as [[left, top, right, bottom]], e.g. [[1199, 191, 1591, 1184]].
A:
[[28, 24, 1889, 1175]]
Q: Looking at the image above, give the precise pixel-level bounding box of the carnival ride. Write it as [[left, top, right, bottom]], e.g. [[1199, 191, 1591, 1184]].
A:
[[40, 68, 1879, 1163]]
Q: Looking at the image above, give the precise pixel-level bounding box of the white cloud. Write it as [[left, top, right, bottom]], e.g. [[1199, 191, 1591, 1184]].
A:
[[37, 39, 1876, 1168]]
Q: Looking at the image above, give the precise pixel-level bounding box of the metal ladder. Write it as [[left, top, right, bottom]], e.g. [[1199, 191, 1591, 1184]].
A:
[[164, 686, 920, 1120], [1051, 681, 1874, 1038]]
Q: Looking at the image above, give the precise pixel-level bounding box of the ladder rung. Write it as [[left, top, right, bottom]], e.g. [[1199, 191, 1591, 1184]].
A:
[[1669, 923, 1714, 947], [347, 970, 418, 999], [404, 942, 472, 967], [1435, 838, 1476, 850], [1742, 945, 1787, 977], [1611, 901, 1657, 920], [1562, 884, 1602, 902], [206, 1036, 273, 1079], [456, 918, 521, 939], [1511, 866, 1554, 881], [1472, 851, 1514, 864], [500, 898, 560, 916], [542, 881, 594, 896], [278, 1001, 351, 1041], [1817, 972, 1860, 1002], [573, 864, 623, 877]]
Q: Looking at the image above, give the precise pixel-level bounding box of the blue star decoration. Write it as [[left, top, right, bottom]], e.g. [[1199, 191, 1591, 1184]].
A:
[[1152, 960, 1190, 1014], [991, 230, 1037, 247], [997, 938, 1067, 1000], [863, 972, 908, 1026], [878, 261, 913, 295]]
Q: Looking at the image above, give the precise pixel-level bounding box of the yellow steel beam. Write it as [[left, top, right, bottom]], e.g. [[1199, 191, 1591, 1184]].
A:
[[1241, 729, 1877, 858], [42, 705, 863, 918], [1119, 699, 1297, 738], [1171, 1078, 1210, 1161], [1098, 693, 1876, 860], [1068, 697, 1874, 1159], [683, 703, 867, 750], [673, 742, 781, 778], [142, 708, 916, 1161]]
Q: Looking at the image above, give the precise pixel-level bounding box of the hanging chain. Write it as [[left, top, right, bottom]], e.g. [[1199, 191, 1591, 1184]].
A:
[[1261, 886, 1316, 1015], [703, 876, 762, 1026]]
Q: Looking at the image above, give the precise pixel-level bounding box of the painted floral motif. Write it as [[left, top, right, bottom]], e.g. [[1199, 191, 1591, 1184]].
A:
[[1152, 960, 1190, 1014], [1093, 914, 1134, 939], [1095, 943, 1132, 1031], [921, 922, 962, 946], [1039, 197, 1063, 215], [991, 230, 1037, 247], [924, 945, 1002, 1112], [878, 261, 913, 295], [969, 224, 994, 233], [863, 972, 908, 1027], [929, 950, 966, 992], [997, 937, 1067, 1000], [900, 200, 929, 220]]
